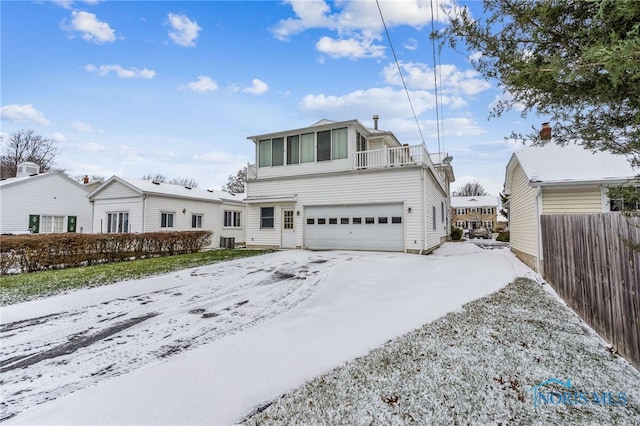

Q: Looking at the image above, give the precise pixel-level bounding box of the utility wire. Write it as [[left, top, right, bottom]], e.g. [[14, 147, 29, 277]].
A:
[[430, 0, 443, 162], [375, 0, 426, 147]]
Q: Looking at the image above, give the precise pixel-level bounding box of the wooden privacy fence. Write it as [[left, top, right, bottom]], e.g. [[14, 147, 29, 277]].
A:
[[541, 213, 640, 370]]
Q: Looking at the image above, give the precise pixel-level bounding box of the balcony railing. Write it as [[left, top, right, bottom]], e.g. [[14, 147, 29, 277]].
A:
[[354, 144, 428, 169]]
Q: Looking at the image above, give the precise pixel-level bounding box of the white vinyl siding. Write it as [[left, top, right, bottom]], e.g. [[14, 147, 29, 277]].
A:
[[246, 167, 426, 251], [541, 187, 603, 214], [509, 163, 539, 258]]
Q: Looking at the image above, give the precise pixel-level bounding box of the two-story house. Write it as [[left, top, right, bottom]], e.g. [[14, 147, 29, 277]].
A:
[[244, 117, 455, 253], [450, 196, 499, 231]]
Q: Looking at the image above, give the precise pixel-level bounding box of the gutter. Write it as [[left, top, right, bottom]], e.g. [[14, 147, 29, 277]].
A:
[[529, 177, 637, 187]]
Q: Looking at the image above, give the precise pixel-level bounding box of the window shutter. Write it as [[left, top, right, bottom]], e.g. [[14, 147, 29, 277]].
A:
[[67, 216, 77, 232], [29, 215, 40, 233]]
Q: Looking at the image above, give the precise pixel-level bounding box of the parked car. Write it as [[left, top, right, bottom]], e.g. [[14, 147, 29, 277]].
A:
[[470, 228, 491, 239]]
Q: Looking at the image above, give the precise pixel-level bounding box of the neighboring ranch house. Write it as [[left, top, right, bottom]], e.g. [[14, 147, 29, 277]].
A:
[[504, 143, 637, 273], [450, 195, 499, 231], [244, 117, 455, 253], [88, 177, 245, 248], [0, 163, 92, 235]]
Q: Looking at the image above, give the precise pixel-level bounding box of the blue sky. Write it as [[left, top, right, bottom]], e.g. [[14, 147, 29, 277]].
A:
[[1, 0, 536, 195]]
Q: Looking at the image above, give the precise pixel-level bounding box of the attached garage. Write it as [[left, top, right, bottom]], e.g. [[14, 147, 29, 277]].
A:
[[304, 203, 404, 251]]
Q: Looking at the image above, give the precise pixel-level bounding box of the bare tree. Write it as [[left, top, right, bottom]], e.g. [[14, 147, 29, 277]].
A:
[[456, 181, 488, 197], [1, 129, 58, 178], [169, 177, 198, 188], [74, 174, 106, 183], [141, 173, 167, 183], [221, 167, 246, 195]]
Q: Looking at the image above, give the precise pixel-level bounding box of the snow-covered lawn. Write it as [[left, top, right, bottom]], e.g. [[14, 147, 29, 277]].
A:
[[2, 243, 635, 425]]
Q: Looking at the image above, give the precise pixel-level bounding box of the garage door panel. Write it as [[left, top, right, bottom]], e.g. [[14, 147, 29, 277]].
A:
[[304, 204, 404, 251]]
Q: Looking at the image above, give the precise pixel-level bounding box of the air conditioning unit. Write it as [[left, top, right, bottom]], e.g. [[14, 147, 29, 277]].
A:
[[220, 237, 235, 249]]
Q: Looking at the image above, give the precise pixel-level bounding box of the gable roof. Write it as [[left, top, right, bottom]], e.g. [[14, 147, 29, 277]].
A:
[[246, 118, 395, 142], [506, 144, 637, 189], [451, 195, 499, 208], [88, 176, 243, 203], [0, 171, 90, 192]]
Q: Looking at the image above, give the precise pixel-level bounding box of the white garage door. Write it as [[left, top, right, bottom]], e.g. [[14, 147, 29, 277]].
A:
[[304, 204, 404, 251]]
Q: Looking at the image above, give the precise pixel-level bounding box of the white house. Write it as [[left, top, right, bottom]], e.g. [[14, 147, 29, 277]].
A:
[[504, 143, 637, 272], [87, 177, 246, 248], [0, 162, 92, 234], [244, 117, 455, 253]]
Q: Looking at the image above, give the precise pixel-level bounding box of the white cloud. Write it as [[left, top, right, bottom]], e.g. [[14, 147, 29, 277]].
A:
[[184, 76, 219, 93], [272, 0, 455, 59], [403, 38, 418, 51], [490, 92, 526, 113], [242, 79, 269, 95], [166, 13, 201, 47], [70, 120, 95, 133], [382, 61, 491, 96], [193, 151, 248, 164], [316, 35, 385, 59], [0, 104, 51, 126], [85, 64, 156, 79], [65, 11, 116, 44], [51, 132, 67, 143]]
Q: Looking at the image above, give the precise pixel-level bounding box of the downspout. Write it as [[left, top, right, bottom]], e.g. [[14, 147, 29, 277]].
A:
[[419, 168, 426, 255], [535, 187, 543, 274]]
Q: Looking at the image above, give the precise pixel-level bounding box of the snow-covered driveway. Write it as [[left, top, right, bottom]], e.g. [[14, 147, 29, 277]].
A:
[[2, 244, 535, 425]]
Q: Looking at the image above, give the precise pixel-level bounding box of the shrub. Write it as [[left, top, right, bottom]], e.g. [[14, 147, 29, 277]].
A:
[[0, 231, 212, 274], [496, 231, 510, 242], [450, 226, 463, 241]]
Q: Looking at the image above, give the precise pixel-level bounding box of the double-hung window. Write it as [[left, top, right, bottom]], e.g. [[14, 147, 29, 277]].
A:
[[40, 215, 65, 233], [300, 133, 315, 163], [260, 207, 274, 228], [224, 210, 241, 227], [287, 135, 300, 165], [161, 212, 175, 228]]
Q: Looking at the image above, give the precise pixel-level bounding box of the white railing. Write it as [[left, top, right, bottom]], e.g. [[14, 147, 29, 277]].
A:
[[247, 163, 257, 180], [354, 144, 428, 169]]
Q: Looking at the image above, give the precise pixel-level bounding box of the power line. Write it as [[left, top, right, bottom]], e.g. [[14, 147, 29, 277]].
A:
[[430, 0, 443, 162], [375, 0, 426, 146]]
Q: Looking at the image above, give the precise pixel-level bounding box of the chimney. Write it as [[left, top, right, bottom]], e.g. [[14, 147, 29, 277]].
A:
[[83, 175, 90, 184], [540, 122, 552, 140], [373, 114, 379, 130]]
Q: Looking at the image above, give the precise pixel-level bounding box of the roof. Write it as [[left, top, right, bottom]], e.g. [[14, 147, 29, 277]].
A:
[[507, 143, 637, 187], [246, 118, 393, 141], [89, 176, 244, 203], [0, 171, 90, 191], [450, 195, 499, 208]]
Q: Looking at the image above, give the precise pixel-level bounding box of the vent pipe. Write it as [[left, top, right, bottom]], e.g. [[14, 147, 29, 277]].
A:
[[373, 114, 379, 130]]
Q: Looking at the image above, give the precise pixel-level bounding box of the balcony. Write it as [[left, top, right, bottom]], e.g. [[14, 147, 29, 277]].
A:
[[354, 144, 428, 169]]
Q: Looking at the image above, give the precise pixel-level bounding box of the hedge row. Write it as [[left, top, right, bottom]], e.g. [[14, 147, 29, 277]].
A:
[[0, 231, 212, 274]]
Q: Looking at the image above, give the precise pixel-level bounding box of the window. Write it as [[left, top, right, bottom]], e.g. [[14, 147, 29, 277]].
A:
[[307, 218, 315, 225], [272, 137, 284, 166], [482, 207, 494, 215], [192, 214, 203, 228], [260, 207, 274, 228], [441, 202, 445, 222], [378, 217, 388, 224], [391, 216, 402, 224], [300, 133, 315, 163], [432, 206, 436, 230], [340, 218, 349, 224], [483, 220, 494, 229], [318, 218, 326, 224], [365, 217, 374, 224], [332, 128, 348, 160], [40, 215, 65, 233], [317, 130, 331, 161], [329, 218, 337, 224], [609, 188, 640, 211], [258, 139, 271, 167], [107, 212, 129, 233], [456, 221, 465, 228], [470, 208, 477, 213], [283, 210, 294, 229], [353, 217, 362, 224], [224, 211, 241, 227], [287, 135, 300, 165], [161, 212, 175, 228], [456, 208, 465, 215]]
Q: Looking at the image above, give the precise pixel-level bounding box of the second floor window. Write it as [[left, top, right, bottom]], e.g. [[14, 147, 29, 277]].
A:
[[161, 212, 175, 228], [259, 128, 346, 167]]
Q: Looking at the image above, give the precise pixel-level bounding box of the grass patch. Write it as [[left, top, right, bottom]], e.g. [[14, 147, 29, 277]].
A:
[[0, 249, 272, 306], [244, 278, 640, 425]]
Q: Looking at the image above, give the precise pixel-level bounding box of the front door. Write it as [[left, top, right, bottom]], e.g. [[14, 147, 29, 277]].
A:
[[281, 209, 296, 249]]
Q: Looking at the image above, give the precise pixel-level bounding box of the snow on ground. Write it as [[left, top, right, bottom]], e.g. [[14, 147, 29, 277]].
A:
[[3, 243, 531, 424]]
